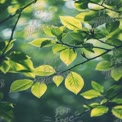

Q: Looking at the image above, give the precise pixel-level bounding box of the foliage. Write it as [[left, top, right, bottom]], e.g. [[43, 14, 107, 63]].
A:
[[0, 0, 122, 121]]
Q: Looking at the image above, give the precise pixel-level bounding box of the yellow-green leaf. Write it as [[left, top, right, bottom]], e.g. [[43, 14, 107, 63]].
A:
[[91, 106, 109, 117], [65, 72, 84, 95], [52, 44, 67, 54], [81, 90, 101, 99], [91, 81, 104, 93], [31, 82, 47, 98], [10, 79, 33, 92], [60, 49, 77, 66], [112, 106, 122, 119], [111, 67, 122, 81], [53, 75, 64, 87], [34, 65, 56, 76], [60, 16, 82, 30], [96, 61, 111, 71], [30, 38, 54, 47]]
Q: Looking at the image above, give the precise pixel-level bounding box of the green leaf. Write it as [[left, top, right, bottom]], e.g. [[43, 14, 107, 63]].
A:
[[96, 61, 111, 71], [9, 52, 28, 61], [9, 52, 35, 77], [65, 72, 84, 95], [10, 79, 33, 92], [74, 1, 89, 10], [91, 81, 104, 93], [42, 25, 55, 37], [112, 98, 122, 104], [60, 49, 77, 66], [83, 43, 94, 53], [0, 60, 10, 74], [30, 38, 55, 47], [60, 16, 82, 30], [91, 106, 109, 117], [106, 38, 122, 46], [52, 44, 67, 54], [51, 26, 62, 37], [112, 106, 122, 119], [81, 90, 101, 99], [111, 67, 122, 81], [53, 75, 64, 87], [62, 32, 84, 45], [5, 39, 15, 54], [106, 21, 120, 33], [31, 82, 47, 98], [106, 85, 122, 99], [34, 65, 56, 76]]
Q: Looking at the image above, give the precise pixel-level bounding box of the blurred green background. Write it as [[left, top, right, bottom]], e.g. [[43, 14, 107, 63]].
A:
[[0, 0, 118, 122]]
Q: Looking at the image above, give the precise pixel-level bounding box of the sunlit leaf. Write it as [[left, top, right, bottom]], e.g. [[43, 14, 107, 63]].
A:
[[52, 44, 67, 54], [111, 67, 122, 81], [65, 72, 84, 95], [81, 90, 101, 99], [51, 26, 62, 37], [34, 65, 56, 76], [91, 106, 109, 117], [60, 49, 77, 66], [10, 79, 33, 92], [112, 98, 122, 104], [112, 106, 122, 119], [91, 81, 104, 93], [60, 16, 82, 30], [31, 82, 47, 98], [96, 61, 111, 71], [53, 75, 64, 87], [30, 38, 55, 47], [0, 60, 10, 74]]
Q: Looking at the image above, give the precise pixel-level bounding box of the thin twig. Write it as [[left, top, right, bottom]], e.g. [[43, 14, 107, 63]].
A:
[[56, 41, 110, 51], [0, 0, 37, 25], [60, 45, 122, 74], [94, 38, 117, 47], [89, 0, 120, 13], [0, 0, 38, 59]]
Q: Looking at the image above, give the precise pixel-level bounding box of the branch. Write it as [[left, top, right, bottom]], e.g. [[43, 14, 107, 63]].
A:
[[0, 0, 38, 58], [89, 1, 120, 13], [0, 0, 37, 25], [94, 38, 117, 47], [60, 45, 122, 74], [101, 0, 106, 5], [56, 41, 110, 51]]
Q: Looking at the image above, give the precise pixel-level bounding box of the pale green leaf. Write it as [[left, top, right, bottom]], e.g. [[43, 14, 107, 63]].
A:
[[60, 16, 82, 30], [10, 79, 33, 92], [81, 90, 101, 99], [111, 67, 122, 81], [0, 60, 10, 74], [96, 61, 111, 71], [53, 75, 64, 87], [112, 98, 122, 104], [60, 49, 77, 66], [91, 106, 109, 117], [42, 25, 54, 37], [30, 38, 54, 47], [34, 65, 56, 76], [31, 82, 47, 98], [91, 81, 104, 93], [51, 26, 62, 36], [112, 106, 122, 119], [65, 72, 84, 95], [52, 44, 67, 54]]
